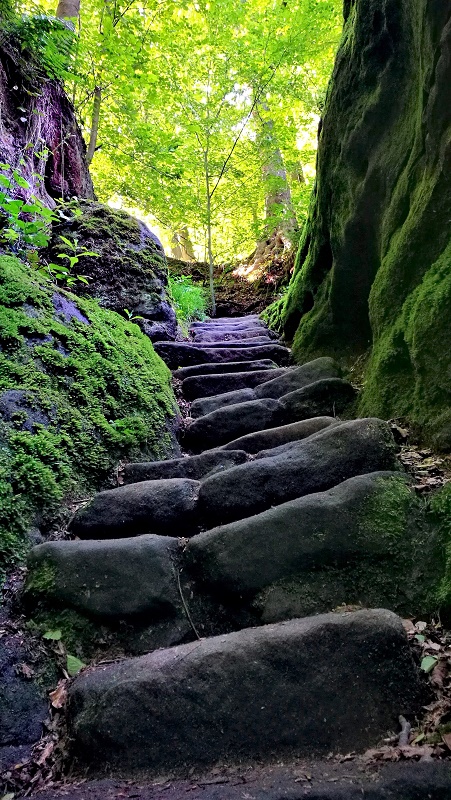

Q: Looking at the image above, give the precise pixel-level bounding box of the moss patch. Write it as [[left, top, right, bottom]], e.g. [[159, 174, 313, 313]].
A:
[[0, 255, 176, 584]]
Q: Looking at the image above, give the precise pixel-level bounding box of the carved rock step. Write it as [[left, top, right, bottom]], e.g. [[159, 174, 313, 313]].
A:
[[190, 315, 263, 328], [188, 472, 413, 601], [190, 358, 341, 417], [123, 448, 248, 484], [68, 609, 423, 774], [197, 418, 398, 527], [184, 378, 356, 451], [26, 469, 439, 631], [25, 534, 180, 620], [181, 367, 286, 400], [217, 416, 337, 453], [173, 359, 278, 381], [191, 328, 277, 342], [188, 337, 275, 348], [154, 341, 290, 369], [70, 478, 200, 539], [69, 418, 397, 539]]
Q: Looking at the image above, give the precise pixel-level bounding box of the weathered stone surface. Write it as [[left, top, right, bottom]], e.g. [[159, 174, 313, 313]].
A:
[[173, 359, 277, 381], [185, 380, 356, 451], [271, 0, 451, 449], [254, 358, 341, 399], [70, 479, 200, 539], [198, 419, 398, 527], [154, 341, 290, 369], [190, 388, 257, 418], [278, 378, 356, 423], [123, 450, 248, 483], [184, 399, 281, 451], [19, 763, 451, 800], [69, 610, 423, 773], [192, 328, 275, 342], [191, 315, 263, 329], [189, 338, 278, 348], [25, 536, 180, 619], [50, 202, 177, 343], [188, 473, 408, 596], [182, 368, 286, 400], [218, 417, 337, 453]]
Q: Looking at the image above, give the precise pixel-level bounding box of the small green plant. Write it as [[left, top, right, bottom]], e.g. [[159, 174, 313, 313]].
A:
[[168, 274, 208, 334], [43, 235, 98, 286], [0, 163, 56, 251], [123, 308, 144, 322]]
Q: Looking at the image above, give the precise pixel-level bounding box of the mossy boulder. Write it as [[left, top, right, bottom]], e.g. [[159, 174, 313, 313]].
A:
[[0, 254, 177, 584], [274, 0, 451, 449], [48, 201, 177, 342]]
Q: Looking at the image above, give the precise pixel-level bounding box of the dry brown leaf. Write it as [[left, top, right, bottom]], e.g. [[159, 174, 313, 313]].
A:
[[431, 660, 448, 689], [441, 733, 451, 751], [49, 681, 67, 709], [36, 741, 54, 766]]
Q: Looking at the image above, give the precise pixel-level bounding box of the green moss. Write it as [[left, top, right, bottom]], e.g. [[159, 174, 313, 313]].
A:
[[24, 559, 56, 596], [0, 255, 176, 585], [429, 483, 451, 607], [358, 476, 414, 553], [361, 243, 451, 449], [28, 608, 98, 656]]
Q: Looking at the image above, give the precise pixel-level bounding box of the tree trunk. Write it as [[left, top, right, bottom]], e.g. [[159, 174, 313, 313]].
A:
[[256, 103, 297, 241], [204, 148, 216, 317], [56, 0, 80, 21], [86, 86, 101, 166], [171, 226, 195, 261]]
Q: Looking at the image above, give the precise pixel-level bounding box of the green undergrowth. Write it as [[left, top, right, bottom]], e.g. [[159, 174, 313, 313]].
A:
[[0, 255, 176, 585], [168, 274, 208, 334]]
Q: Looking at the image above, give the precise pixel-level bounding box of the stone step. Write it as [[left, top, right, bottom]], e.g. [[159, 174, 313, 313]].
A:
[[188, 472, 423, 620], [69, 418, 396, 540], [191, 387, 258, 418], [68, 609, 423, 774], [187, 337, 277, 348], [190, 315, 263, 329], [218, 416, 337, 453], [173, 359, 278, 381], [123, 448, 248, 483], [197, 418, 398, 527], [70, 478, 200, 539], [190, 359, 342, 417], [184, 378, 356, 450], [181, 367, 287, 400], [192, 328, 277, 342], [25, 534, 180, 621], [154, 341, 290, 369]]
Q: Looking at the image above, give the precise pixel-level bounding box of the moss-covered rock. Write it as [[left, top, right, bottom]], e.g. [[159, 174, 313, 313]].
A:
[[274, 0, 451, 449], [0, 254, 177, 584], [49, 201, 177, 342]]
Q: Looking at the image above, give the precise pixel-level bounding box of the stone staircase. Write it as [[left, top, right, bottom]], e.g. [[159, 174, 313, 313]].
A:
[[24, 315, 435, 777]]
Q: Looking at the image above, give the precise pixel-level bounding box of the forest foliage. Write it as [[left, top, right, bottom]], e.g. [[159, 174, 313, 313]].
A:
[[5, 0, 342, 263]]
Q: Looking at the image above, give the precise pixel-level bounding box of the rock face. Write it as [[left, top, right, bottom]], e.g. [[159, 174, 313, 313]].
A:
[[0, 255, 177, 584], [49, 201, 177, 343], [271, 0, 451, 449], [0, 36, 94, 205], [68, 610, 423, 774]]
